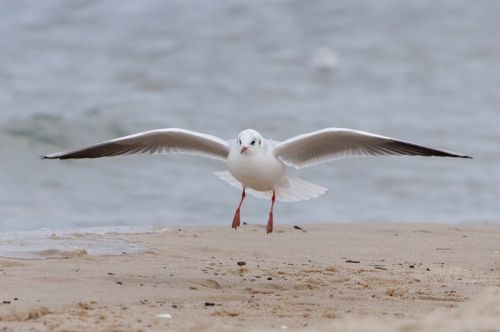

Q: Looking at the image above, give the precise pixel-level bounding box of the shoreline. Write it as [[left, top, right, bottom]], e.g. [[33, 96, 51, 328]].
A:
[[1, 221, 497, 259], [1, 223, 499, 331]]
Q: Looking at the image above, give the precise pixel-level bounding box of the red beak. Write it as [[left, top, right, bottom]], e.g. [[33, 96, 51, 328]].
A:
[[240, 146, 248, 154]]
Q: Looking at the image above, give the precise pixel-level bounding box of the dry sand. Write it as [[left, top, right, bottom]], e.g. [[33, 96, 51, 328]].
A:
[[0, 223, 499, 331]]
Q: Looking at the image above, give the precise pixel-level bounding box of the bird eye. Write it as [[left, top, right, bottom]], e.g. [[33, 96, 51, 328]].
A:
[[251, 140, 255, 145], [238, 139, 241, 144]]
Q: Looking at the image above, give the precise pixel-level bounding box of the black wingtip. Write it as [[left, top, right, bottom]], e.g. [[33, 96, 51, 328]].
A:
[[40, 155, 57, 160]]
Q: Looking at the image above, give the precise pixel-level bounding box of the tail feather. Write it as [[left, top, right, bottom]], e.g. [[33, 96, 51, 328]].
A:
[[214, 171, 327, 202], [276, 176, 328, 202]]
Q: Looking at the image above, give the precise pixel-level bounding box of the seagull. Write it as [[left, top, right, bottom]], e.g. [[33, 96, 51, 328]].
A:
[[43, 128, 471, 233]]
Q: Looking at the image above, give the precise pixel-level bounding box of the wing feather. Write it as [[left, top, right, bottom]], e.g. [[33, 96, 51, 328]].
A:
[[42, 128, 230, 161], [273, 128, 471, 169]]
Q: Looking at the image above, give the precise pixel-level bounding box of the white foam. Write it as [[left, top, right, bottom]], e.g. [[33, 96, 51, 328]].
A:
[[0, 225, 168, 259]]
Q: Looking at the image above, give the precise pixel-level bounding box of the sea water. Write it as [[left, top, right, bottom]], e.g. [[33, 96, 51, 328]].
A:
[[0, 1, 498, 255]]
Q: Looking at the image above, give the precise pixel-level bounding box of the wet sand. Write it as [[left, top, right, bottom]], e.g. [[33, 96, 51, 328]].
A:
[[0, 223, 499, 331]]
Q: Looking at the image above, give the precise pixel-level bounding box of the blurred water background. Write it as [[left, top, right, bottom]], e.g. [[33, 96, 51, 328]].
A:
[[1, 0, 499, 235]]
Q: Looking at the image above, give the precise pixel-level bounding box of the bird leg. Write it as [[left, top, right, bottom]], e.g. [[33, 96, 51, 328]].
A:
[[266, 190, 276, 234], [232, 188, 246, 230]]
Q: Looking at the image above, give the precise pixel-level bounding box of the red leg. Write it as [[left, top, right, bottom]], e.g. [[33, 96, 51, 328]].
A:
[[266, 190, 276, 234], [232, 188, 246, 230]]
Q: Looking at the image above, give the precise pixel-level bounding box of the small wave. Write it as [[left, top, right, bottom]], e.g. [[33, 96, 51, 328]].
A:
[[0, 113, 68, 146], [0, 225, 167, 259], [0, 112, 133, 148]]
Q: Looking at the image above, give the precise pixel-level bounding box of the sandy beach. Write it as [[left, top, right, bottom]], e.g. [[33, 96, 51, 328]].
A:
[[0, 223, 499, 331]]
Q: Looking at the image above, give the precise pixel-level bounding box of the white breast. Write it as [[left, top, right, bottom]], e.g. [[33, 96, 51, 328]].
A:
[[227, 145, 286, 192]]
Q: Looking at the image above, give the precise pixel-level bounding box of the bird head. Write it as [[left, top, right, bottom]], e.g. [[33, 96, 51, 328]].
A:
[[237, 129, 263, 155]]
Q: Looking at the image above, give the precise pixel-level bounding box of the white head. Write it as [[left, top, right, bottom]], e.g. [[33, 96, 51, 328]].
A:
[[237, 129, 264, 154]]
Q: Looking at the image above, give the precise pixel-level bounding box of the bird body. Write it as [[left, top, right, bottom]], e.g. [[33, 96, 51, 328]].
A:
[[43, 127, 471, 233], [228, 148, 286, 192], [227, 130, 286, 192]]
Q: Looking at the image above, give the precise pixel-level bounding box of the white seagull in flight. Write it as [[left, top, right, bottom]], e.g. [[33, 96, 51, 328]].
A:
[[43, 128, 471, 233]]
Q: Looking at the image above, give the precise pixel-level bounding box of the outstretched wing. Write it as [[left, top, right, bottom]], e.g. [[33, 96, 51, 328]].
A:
[[42, 128, 230, 161], [273, 128, 471, 169]]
